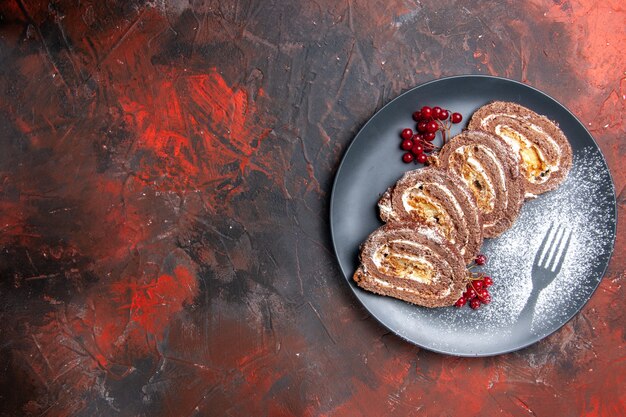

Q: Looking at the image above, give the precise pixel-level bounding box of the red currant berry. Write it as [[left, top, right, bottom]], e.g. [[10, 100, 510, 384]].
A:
[[402, 152, 414, 163], [417, 121, 427, 132], [473, 280, 484, 290], [401, 128, 413, 140], [470, 298, 481, 309], [439, 109, 449, 120], [426, 120, 438, 133], [412, 144, 424, 155], [483, 276, 493, 287], [481, 293, 492, 304], [463, 288, 476, 299], [401, 139, 414, 150], [421, 106, 432, 119], [416, 153, 428, 164], [424, 132, 436, 141], [454, 297, 467, 307], [412, 111, 422, 121], [432, 106, 442, 119], [475, 254, 487, 265], [451, 112, 463, 123]]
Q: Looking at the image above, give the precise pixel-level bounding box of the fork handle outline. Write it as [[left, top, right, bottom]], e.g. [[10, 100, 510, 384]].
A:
[[518, 287, 542, 331]]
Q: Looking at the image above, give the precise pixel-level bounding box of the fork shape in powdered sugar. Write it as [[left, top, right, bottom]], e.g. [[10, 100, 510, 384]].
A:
[[518, 223, 573, 328]]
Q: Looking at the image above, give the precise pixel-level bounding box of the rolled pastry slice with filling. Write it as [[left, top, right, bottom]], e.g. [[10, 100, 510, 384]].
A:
[[468, 101, 573, 197], [353, 224, 467, 307], [437, 130, 524, 238], [378, 167, 483, 265]]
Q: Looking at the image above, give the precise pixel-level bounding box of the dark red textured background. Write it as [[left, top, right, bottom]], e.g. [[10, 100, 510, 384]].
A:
[[0, 1, 624, 416]]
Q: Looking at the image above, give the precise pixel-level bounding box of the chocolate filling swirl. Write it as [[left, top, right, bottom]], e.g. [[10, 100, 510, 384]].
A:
[[353, 224, 467, 307], [378, 167, 483, 264], [438, 130, 524, 238], [468, 101, 573, 197]]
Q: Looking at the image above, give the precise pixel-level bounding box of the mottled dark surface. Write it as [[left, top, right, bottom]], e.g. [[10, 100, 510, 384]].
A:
[[0, 0, 625, 416]]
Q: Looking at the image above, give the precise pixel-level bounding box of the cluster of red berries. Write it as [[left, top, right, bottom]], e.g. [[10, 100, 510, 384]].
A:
[[455, 254, 494, 310], [399, 106, 463, 164]]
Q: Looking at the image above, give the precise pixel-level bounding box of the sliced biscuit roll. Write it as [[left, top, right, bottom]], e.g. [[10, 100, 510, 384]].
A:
[[468, 101, 573, 197], [437, 130, 524, 238], [378, 167, 483, 264], [353, 224, 467, 307]]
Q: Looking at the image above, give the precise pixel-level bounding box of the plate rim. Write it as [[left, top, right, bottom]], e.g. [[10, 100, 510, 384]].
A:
[[329, 74, 618, 357]]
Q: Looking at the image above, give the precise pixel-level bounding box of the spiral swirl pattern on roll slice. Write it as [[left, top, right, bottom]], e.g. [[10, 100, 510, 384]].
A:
[[353, 224, 467, 307], [468, 101, 573, 197], [437, 130, 524, 238], [378, 167, 483, 264]]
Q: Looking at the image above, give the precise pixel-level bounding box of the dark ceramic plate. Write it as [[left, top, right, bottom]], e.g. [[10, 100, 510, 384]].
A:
[[330, 75, 616, 356]]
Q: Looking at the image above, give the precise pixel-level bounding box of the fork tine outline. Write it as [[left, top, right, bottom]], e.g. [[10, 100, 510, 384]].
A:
[[543, 225, 565, 268], [534, 223, 555, 266], [550, 229, 572, 274], [523, 223, 572, 328]]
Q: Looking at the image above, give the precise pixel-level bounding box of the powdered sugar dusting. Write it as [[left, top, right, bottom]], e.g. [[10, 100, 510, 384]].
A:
[[405, 146, 615, 352]]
